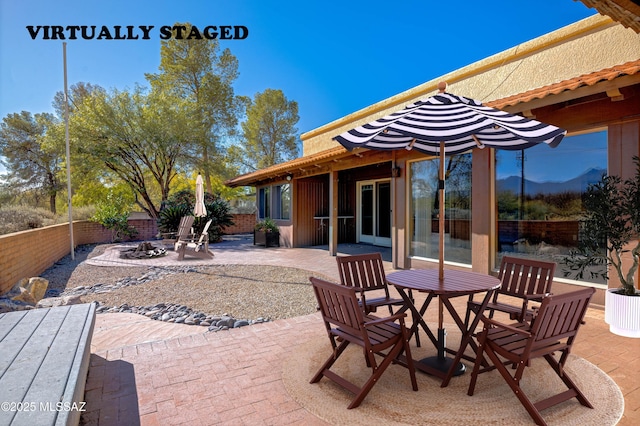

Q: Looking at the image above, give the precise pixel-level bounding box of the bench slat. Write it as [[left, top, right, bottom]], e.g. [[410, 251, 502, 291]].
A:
[[0, 304, 96, 426]]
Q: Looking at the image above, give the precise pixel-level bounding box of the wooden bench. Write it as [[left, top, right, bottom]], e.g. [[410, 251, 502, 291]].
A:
[[0, 303, 96, 426]]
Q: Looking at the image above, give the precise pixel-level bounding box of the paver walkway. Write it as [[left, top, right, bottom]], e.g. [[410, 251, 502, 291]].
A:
[[83, 236, 639, 425]]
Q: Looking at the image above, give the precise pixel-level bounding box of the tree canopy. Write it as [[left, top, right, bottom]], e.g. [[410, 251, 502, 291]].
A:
[[0, 111, 63, 212], [146, 22, 244, 194], [71, 86, 194, 218], [230, 89, 300, 172]]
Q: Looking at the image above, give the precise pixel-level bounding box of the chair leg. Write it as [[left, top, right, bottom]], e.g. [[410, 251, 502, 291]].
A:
[[538, 354, 593, 410], [310, 339, 350, 384], [348, 338, 407, 409], [467, 329, 487, 396], [401, 325, 418, 391], [485, 345, 548, 426]]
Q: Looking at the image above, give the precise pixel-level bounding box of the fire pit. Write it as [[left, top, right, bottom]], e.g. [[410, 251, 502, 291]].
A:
[[119, 242, 167, 259]]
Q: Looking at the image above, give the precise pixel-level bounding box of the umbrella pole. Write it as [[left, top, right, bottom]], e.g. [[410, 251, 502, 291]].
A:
[[419, 142, 464, 377], [438, 143, 446, 360]]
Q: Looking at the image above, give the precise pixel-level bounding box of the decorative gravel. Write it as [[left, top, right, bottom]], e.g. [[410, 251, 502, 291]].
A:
[[40, 244, 322, 326]]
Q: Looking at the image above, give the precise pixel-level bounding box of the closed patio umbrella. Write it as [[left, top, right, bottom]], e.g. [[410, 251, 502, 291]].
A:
[[333, 82, 566, 373], [194, 174, 207, 218]]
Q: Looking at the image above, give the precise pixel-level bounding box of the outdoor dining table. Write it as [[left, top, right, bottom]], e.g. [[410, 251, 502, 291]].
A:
[[386, 269, 501, 387]]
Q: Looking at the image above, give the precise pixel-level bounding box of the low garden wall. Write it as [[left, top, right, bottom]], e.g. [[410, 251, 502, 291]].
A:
[[0, 214, 256, 295]]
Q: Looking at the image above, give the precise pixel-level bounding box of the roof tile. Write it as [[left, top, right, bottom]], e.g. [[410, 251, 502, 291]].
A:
[[488, 59, 640, 109]]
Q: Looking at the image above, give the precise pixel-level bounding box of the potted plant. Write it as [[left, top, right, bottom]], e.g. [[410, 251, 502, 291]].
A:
[[564, 156, 640, 338], [254, 217, 280, 247]]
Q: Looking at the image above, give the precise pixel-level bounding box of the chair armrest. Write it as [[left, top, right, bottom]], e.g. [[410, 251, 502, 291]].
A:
[[480, 316, 532, 337], [364, 312, 407, 327], [522, 293, 550, 301], [518, 293, 550, 321]]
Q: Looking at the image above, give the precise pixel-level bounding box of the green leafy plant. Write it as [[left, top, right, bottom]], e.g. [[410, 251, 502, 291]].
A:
[[90, 192, 138, 242], [158, 190, 234, 243], [563, 157, 640, 296], [157, 205, 191, 235], [255, 217, 279, 233]]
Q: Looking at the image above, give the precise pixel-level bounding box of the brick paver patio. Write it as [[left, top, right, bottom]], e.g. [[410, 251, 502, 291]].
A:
[[82, 236, 639, 425]]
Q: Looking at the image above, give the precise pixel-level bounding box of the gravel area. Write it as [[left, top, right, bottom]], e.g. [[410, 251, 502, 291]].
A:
[[40, 244, 322, 321]]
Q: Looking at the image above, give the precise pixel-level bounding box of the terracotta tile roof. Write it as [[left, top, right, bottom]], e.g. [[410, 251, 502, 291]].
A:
[[577, 0, 640, 33], [488, 59, 640, 110], [225, 146, 349, 187]]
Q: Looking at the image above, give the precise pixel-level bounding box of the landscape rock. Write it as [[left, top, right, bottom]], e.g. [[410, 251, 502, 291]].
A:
[[36, 295, 82, 308], [11, 287, 36, 305], [26, 277, 49, 303]]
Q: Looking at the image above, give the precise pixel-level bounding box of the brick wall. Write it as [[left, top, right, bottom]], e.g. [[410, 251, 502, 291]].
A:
[[225, 213, 256, 234], [0, 215, 253, 295]]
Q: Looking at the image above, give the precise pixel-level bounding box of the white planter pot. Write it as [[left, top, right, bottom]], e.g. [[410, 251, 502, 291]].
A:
[[605, 288, 640, 338]]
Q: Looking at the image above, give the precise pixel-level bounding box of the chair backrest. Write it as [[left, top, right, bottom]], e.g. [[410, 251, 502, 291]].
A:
[[197, 219, 213, 244], [336, 253, 388, 293], [529, 287, 595, 348], [177, 216, 195, 238], [310, 276, 367, 339], [498, 256, 556, 298]]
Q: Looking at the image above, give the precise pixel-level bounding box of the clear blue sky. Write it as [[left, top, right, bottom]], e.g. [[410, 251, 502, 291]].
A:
[[0, 0, 597, 176]]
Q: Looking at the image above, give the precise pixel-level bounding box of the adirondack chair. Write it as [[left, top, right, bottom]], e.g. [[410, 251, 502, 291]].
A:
[[160, 216, 195, 249], [176, 219, 214, 260], [467, 287, 595, 426], [466, 256, 556, 324], [336, 253, 404, 315], [309, 277, 418, 409]]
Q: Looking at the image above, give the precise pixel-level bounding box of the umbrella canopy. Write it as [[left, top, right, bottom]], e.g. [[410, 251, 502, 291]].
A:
[[333, 83, 566, 280], [194, 174, 207, 218], [334, 87, 565, 156]]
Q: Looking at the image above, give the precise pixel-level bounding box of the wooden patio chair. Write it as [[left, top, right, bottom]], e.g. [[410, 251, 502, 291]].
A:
[[336, 253, 404, 315], [160, 216, 195, 249], [176, 219, 214, 260], [467, 287, 595, 426], [309, 277, 418, 409], [466, 256, 556, 324]]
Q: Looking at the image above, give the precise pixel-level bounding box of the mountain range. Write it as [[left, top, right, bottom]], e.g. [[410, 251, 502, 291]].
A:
[[497, 167, 606, 195]]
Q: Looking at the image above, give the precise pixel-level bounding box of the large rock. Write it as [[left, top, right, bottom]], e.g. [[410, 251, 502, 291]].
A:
[[25, 277, 49, 303], [11, 287, 36, 305]]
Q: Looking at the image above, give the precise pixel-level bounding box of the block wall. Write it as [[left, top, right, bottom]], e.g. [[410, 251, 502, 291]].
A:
[[0, 215, 252, 295]]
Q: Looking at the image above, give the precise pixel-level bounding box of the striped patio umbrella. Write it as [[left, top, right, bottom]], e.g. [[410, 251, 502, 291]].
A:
[[333, 82, 566, 280], [333, 83, 566, 373]]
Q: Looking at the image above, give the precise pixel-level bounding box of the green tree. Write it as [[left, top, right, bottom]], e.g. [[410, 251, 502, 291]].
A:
[[146, 22, 243, 193], [72, 86, 194, 218], [0, 111, 63, 213], [231, 89, 300, 172]]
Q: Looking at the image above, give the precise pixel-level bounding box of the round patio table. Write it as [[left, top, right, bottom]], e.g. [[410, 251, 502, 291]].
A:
[[387, 269, 501, 387]]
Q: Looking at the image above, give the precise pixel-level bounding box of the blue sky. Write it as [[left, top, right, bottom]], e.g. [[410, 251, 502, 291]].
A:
[[0, 0, 597, 176]]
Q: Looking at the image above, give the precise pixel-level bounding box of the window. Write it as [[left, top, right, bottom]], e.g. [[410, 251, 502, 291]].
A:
[[258, 187, 270, 219], [495, 130, 607, 284], [258, 183, 291, 220], [409, 153, 472, 265]]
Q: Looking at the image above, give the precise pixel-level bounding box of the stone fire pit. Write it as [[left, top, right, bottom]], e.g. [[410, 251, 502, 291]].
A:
[[119, 242, 167, 259]]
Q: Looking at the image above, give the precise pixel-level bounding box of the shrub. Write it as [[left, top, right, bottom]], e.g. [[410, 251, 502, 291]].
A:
[[157, 205, 191, 235], [0, 205, 58, 235], [159, 190, 234, 243], [90, 193, 138, 242]]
